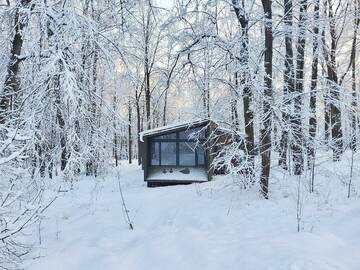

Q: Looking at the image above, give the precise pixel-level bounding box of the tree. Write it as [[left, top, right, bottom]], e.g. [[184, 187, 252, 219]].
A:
[[260, 0, 273, 198], [232, 0, 255, 176], [326, 0, 344, 160], [279, 0, 295, 170], [0, 0, 32, 124], [307, 0, 320, 170], [291, 0, 308, 175], [349, 0, 359, 151]]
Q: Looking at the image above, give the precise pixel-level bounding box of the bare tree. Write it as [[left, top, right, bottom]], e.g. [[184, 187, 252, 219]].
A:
[[307, 0, 320, 171], [326, 0, 344, 160], [232, 0, 255, 176], [279, 0, 295, 170], [291, 0, 308, 175], [349, 0, 359, 151], [260, 0, 273, 198], [0, 0, 32, 124]]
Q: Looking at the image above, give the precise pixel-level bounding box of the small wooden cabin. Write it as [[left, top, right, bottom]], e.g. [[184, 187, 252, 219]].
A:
[[139, 119, 240, 187]]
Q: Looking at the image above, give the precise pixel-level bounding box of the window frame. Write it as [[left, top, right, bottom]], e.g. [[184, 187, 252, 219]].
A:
[[148, 127, 207, 168]]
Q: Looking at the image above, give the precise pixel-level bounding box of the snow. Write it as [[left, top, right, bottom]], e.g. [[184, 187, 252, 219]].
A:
[[23, 155, 360, 270], [146, 167, 208, 181]]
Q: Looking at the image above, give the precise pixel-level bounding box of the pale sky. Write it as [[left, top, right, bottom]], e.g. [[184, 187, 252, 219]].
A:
[[157, 0, 175, 9]]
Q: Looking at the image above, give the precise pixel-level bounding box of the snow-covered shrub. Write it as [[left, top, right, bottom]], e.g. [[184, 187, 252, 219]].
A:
[[211, 131, 257, 189]]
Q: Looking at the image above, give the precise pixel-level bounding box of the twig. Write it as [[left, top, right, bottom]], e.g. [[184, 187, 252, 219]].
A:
[[117, 172, 134, 230], [348, 149, 354, 198]]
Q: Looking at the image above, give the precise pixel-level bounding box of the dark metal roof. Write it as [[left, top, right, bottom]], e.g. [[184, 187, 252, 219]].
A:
[[139, 119, 211, 141]]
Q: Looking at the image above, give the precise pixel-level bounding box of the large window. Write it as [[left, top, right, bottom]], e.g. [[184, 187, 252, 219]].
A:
[[161, 142, 176, 165], [178, 127, 206, 140], [149, 126, 206, 167], [150, 142, 160, 165], [197, 145, 205, 166], [179, 142, 196, 166]]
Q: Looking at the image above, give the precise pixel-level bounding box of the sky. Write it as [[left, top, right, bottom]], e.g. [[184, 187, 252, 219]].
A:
[[157, 0, 175, 9]]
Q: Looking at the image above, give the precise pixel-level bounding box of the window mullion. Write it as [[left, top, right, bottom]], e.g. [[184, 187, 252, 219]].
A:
[[176, 132, 179, 166], [195, 148, 198, 167], [159, 142, 161, 166]]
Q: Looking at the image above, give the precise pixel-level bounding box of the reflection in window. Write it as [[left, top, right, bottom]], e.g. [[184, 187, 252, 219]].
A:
[[154, 132, 177, 140], [150, 142, 159, 165], [161, 142, 176, 165], [178, 127, 206, 140], [179, 142, 196, 166], [197, 145, 205, 166]]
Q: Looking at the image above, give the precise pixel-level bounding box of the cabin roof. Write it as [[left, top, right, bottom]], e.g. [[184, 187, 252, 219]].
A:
[[139, 119, 211, 142]]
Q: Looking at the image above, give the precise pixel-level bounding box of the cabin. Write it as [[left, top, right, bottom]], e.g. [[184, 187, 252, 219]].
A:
[[139, 119, 241, 187]]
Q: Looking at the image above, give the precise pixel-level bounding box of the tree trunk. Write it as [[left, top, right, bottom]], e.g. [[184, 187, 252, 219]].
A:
[[324, 97, 331, 144], [56, 82, 68, 171], [163, 88, 168, 126], [279, 0, 295, 170], [86, 45, 99, 176], [48, 123, 55, 178], [232, 0, 255, 176], [113, 94, 119, 167], [162, 53, 179, 126], [203, 46, 211, 118], [136, 99, 142, 165], [232, 72, 239, 130], [320, 11, 331, 147], [291, 0, 308, 175], [144, 6, 151, 130], [128, 98, 132, 164], [260, 0, 273, 198], [0, 1, 31, 124], [350, 0, 359, 151], [327, 0, 343, 160], [307, 0, 320, 168]]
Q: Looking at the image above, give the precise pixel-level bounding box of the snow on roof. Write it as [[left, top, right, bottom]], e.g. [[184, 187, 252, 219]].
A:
[[139, 119, 210, 142]]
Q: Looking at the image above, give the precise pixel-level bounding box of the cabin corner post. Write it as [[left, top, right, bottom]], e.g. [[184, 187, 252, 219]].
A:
[[143, 137, 149, 183]]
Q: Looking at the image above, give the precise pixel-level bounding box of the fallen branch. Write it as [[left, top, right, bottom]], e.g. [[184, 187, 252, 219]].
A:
[[117, 172, 133, 230]]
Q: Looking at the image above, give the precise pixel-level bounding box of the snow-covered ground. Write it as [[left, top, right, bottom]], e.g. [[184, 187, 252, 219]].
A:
[[24, 155, 360, 270]]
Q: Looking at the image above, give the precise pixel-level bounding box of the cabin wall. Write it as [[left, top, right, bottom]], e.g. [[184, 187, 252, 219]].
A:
[[142, 137, 149, 181], [206, 121, 219, 180]]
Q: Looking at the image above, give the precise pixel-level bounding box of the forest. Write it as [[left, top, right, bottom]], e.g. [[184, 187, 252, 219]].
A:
[[0, 0, 359, 269]]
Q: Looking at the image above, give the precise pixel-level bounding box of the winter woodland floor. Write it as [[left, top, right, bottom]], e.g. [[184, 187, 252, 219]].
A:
[[23, 153, 360, 270]]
